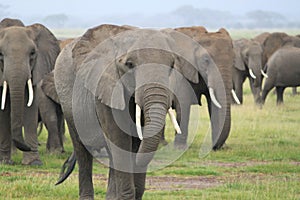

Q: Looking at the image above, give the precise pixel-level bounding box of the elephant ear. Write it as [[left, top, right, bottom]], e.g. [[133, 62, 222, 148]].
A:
[[0, 18, 25, 85], [41, 71, 60, 104], [74, 25, 132, 110], [27, 23, 60, 85], [162, 29, 200, 84], [233, 41, 246, 71]]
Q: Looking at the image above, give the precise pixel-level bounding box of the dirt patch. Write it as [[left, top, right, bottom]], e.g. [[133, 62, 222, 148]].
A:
[[146, 176, 222, 191]]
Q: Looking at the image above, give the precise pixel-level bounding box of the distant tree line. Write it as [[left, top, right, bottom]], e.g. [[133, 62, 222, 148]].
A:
[[1, 4, 300, 29]]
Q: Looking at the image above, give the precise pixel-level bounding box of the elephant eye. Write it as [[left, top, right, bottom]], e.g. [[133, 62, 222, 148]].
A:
[[125, 60, 134, 69], [30, 49, 36, 59]]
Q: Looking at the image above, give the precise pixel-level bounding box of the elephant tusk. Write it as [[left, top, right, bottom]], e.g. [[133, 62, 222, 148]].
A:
[[1, 81, 8, 110], [261, 70, 268, 78], [168, 108, 182, 134], [249, 69, 256, 79], [136, 104, 143, 140], [209, 87, 222, 109], [27, 79, 34, 107], [231, 89, 241, 105]]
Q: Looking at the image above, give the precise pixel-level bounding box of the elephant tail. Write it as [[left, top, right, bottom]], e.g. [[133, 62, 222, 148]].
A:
[[55, 151, 76, 185]]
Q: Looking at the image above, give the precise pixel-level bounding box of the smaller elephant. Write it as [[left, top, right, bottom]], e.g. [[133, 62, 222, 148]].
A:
[[261, 47, 300, 105], [232, 38, 266, 105]]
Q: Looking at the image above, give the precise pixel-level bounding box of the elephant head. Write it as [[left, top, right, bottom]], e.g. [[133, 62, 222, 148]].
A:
[[233, 38, 264, 104], [70, 25, 225, 168], [0, 18, 60, 151], [174, 26, 233, 149]]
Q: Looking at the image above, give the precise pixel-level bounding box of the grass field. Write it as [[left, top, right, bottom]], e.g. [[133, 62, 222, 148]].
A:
[[1, 29, 300, 199]]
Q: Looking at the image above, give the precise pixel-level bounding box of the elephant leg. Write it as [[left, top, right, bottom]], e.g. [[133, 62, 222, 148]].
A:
[[174, 103, 191, 149], [132, 136, 145, 200], [39, 94, 64, 153], [134, 173, 146, 200], [232, 69, 245, 104], [67, 120, 94, 199], [276, 86, 285, 105], [22, 96, 42, 166], [292, 87, 297, 96], [261, 80, 274, 104], [0, 101, 12, 164]]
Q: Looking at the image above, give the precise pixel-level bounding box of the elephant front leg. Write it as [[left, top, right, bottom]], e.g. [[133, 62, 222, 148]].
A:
[[0, 104, 13, 164], [22, 98, 42, 166], [174, 103, 190, 149], [276, 86, 285, 105]]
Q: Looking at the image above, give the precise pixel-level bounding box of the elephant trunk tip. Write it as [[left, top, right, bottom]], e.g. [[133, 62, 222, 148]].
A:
[[13, 139, 31, 151]]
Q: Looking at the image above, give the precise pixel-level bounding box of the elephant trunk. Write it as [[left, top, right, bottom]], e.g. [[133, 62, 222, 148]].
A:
[[6, 71, 32, 151], [248, 59, 263, 104], [207, 64, 231, 150], [135, 85, 169, 167]]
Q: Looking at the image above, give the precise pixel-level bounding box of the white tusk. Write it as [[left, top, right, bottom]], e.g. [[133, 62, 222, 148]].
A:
[[27, 79, 34, 107], [261, 69, 268, 78], [209, 87, 222, 109], [1, 81, 7, 110], [231, 89, 241, 105], [249, 69, 256, 79], [168, 108, 182, 134], [136, 104, 143, 140]]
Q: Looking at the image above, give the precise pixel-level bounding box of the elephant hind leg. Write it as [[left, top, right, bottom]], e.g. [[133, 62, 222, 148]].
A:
[[276, 86, 285, 105]]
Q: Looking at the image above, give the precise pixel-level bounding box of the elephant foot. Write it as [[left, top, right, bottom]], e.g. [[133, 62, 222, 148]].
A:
[[22, 159, 43, 166], [173, 141, 187, 150], [47, 147, 65, 154], [13, 139, 31, 152], [0, 159, 14, 165]]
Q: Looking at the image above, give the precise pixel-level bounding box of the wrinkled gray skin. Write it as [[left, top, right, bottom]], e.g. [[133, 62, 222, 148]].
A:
[[232, 38, 263, 105], [0, 18, 60, 164], [54, 24, 226, 199], [172, 27, 233, 150], [38, 71, 65, 153], [261, 47, 300, 105]]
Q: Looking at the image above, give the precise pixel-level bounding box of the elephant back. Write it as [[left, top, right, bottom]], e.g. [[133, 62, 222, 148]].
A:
[[72, 24, 133, 68]]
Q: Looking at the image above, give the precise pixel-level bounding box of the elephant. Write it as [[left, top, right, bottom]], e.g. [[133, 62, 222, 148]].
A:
[[232, 38, 265, 105], [261, 46, 300, 105], [54, 24, 226, 199], [171, 26, 233, 149], [0, 18, 60, 165], [262, 32, 300, 96]]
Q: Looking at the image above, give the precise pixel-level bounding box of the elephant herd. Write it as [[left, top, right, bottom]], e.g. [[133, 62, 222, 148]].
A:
[[0, 17, 299, 199], [232, 31, 300, 106]]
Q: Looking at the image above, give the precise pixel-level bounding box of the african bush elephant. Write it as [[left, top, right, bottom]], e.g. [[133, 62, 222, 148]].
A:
[[54, 24, 226, 199], [172, 26, 233, 149], [261, 47, 300, 105], [262, 32, 300, 96], [0, 18, 60, 165], [232, 38, 265, 105]]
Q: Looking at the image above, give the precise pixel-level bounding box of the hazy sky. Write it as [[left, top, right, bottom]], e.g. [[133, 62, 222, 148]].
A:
[[2, 0, 300, 17]]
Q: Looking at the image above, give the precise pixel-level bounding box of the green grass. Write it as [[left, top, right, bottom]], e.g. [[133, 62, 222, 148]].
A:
[[1, 83, 299, 199]]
